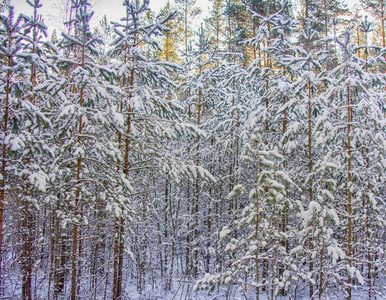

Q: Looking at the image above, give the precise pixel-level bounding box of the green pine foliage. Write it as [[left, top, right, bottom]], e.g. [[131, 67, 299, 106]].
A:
[[0, 0, 384, 299]]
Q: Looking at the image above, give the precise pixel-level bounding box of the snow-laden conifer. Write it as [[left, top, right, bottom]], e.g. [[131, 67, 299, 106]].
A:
[[196, 130, 294, 299], [108, 0, 214, 294], [48, 1, 123, 298], [315, 24, 386, 298], [0, 3, 53, 295]]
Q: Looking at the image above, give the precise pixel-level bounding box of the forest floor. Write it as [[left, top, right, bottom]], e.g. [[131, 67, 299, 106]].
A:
[[122, 278, 386, 300]]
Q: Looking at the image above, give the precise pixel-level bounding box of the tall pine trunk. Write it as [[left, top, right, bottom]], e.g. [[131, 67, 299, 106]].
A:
[[308, 68, 314, 300], [0, 32, 12, 296], [193, 64, 202, 278], [70, 44, 85, 300], [346, 65, 353, 300]]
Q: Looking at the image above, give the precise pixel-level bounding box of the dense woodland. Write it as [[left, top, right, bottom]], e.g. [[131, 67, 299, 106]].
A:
[[0, 0, 385, 299]]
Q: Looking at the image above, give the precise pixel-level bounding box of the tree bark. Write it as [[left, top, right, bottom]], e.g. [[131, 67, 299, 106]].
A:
[[70, 43, 85, 300]]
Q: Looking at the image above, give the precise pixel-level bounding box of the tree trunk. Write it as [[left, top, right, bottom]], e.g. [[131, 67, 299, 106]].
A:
[[70, 43, 85, 300], [307, 60, 314, 299], [254, 167, 260, 300], [21, 200, 33, 300], [0, 32, 13, 294], [346, 66, 352, 300]]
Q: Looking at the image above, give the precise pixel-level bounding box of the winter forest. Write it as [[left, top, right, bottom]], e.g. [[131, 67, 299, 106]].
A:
[[0, 0, 385, 298]]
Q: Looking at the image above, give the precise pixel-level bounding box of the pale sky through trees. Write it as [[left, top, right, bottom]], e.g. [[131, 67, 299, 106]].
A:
[[10, 0, 360, 37], [10, 0, 211, 35]]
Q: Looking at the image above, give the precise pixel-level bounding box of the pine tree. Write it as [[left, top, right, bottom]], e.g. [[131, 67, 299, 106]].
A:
[[195, 131, 293, 299], [0, 0, 9, 13], [1, 1, 385, 299], [317, 24, 386, 299], [0, 6, 22, 293], [175, 0, 201, 53], [109, 0, 174, 295], [158, 1, 181, 62], [0, 2, 53, 297], [361, 0, 386, 47], [49, 0, 121, 298], [206, 0, 226, 52], [17, 1, 52, 298]]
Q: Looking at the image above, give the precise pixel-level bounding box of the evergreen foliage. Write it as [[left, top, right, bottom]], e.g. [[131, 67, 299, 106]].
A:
[[0, 0, 385, 299]]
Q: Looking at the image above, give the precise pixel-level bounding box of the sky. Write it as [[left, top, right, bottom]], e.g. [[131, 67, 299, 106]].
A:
[[9, 0, 360, 37], [9, 0, 211, 35]]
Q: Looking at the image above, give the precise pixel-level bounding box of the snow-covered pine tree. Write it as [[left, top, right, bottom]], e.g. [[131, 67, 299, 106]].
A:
[[178, 23, 216, 278], [175, 0, 201, 54], [15, 1, 54, 297], [248, 3, 302, 296], [195, 130, 293, 299], [48, 1, 122, 298], [316, 24, 386, 299], [0, 4, 53, 297], [0, 6, 22, 294], [0, 1, 9, 13], [361, 0, 386, 47], [109, 0, 213, 294], [203, 53, 248, 276], [157, 1, 181, 63], [243, 0, 274, 61], [206, 0, 226, 53], [109, 1, 175, 295], [0, 2, 55, 297], [196, 5, 299, 298], [243, 2, 292, 291], [1, 0, 385, 299], [284, 18, 327, 298]]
